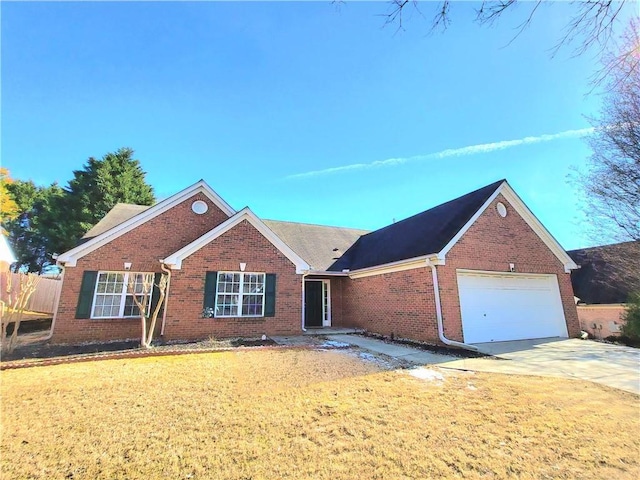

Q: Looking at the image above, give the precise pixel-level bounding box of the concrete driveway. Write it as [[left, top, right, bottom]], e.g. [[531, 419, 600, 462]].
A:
[[324, 334, 639, 395], [444, 338, 640, 395]]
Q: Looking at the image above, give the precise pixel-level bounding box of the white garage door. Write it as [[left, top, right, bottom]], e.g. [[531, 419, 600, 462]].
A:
[[457, 271, 568, 344]]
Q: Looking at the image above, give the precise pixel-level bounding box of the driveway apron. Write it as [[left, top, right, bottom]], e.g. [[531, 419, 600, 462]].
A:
[[325, 335, 640, 395]]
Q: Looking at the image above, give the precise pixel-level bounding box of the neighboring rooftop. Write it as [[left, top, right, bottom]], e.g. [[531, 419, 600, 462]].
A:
[[263, 220, 368, 271], [83, 203, 150, 240], [568, 241, 640, 304], [329, 180, 505, 271]]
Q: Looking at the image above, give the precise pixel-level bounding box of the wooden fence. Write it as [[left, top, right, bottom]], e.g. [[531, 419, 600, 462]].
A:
[[1, 273, 62, 315]]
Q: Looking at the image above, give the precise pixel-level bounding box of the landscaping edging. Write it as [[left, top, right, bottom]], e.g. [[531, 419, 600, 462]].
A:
[[0, 344, 325, 370]]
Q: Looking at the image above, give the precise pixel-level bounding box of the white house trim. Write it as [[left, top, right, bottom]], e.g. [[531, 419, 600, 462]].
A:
[[57, 180, 236, 267], [438, 181, 578, 272], [456, 268, 562, 278], [347, 255, 443, 279], [163, 207, 310, 274]]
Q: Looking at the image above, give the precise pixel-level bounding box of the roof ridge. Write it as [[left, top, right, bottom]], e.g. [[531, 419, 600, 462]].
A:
[[263, 218, 369, 232], [359, 179, 505, 239], [113, 202, 149, 208], [329, 179, 506, 271]]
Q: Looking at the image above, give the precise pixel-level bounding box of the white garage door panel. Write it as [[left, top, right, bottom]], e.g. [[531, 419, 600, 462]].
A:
[[458, 273, 568, 344]]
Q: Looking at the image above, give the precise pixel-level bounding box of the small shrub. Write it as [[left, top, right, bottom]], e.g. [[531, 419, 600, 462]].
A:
[[620, 292, 640, 342]]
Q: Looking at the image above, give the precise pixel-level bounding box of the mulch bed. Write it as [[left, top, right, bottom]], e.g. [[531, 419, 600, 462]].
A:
[[0, 337, 283, 370]]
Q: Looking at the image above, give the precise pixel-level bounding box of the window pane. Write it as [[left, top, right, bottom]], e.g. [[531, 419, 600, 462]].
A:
[[216, 294, 239, 316], [242, 294, 263, 316], [92, 271, 151, 318], [242, 273, 264, 293], [214, 272, 265, 318], [93, 294, 120, 318], [123, 295, 147, 317]]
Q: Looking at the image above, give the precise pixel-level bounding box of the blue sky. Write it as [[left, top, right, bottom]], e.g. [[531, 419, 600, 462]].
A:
[[1, 1, 633, 249]]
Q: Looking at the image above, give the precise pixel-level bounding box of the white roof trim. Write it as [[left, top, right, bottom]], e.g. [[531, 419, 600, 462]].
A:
[[439, 181, 578, 272], [347, 254, 440, 279], [163, 207, 310, 274], [57, 180, 236, 267]]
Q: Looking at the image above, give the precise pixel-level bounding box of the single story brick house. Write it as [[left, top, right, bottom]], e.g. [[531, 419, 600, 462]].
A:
[[568, 241, 639, 339], [51, 179, 581, 347]]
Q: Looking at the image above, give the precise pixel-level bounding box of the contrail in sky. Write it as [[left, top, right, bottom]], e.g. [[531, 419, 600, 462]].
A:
[[284, 127, 594, 180]]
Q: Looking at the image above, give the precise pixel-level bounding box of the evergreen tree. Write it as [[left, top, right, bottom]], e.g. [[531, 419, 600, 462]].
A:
[[3, 148, 156, 271]]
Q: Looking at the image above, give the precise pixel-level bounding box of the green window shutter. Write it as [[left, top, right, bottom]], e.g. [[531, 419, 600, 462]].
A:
[[264, 273, 276, 317], [150, 273, 162, 315], [203, 271, 218, 313], [75, 271, 98, 319]]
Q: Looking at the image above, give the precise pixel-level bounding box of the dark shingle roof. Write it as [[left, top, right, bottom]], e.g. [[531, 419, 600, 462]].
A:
[[568, 241, 640, 304], [329, 180, 505, 271], [82, 203, 150, 240], [263, 220, 368, 271]]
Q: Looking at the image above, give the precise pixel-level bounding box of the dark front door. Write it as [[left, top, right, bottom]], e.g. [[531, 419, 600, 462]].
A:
[[304, 281, 323, 328]]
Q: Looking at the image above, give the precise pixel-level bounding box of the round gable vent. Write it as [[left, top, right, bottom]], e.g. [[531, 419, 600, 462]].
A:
[[192, 200, 209, 215], [496, 202, 507, 218]]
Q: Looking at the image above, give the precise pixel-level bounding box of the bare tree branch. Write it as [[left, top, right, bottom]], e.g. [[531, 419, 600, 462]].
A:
[[379, 0, 636, 83], [577, 18, 640, 243]]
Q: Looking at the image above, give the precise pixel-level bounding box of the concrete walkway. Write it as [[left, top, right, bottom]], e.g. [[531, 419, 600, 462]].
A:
[[325, 334, 640, 395], [326, 334, 454, 365]]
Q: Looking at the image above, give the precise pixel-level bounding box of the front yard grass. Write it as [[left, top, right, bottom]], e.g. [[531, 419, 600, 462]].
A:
[[1, 349, 638, 479]]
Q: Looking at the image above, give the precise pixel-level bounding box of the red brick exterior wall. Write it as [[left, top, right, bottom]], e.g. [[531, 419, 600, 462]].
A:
[[338, 194, 580, 344], [439, 194, 580, 341], [577, 304, 626, 339], [337, 269, 439, 343], [53, 190, 580, 346], [52, 194, 232, 343], [163, 219, 301, 340], [328, 277, 344, 327]]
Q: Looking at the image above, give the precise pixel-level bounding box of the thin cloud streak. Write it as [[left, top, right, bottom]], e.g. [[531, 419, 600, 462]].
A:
[[285, 127, 595, 180]]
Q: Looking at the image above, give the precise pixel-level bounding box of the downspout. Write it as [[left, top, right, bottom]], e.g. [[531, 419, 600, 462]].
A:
[[301, 272, 309, 332], [159, 262, 172, 337], [426, 259, 478, 352]]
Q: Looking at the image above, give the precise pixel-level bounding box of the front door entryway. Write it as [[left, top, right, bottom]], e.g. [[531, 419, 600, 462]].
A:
[[304, 280, 331, 328]]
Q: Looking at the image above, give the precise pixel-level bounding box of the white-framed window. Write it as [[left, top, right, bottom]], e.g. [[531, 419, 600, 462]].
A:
[[215, 272, 265, 317], [91, 271, 154, 319]]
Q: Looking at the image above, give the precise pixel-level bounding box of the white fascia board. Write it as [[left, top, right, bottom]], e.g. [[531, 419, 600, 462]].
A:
[[438, 181, 578, 272], [438, 184, 503, 260], [348, 254, 439, 279], [499, 184, 578, 272], [57, 180, 236, 267], [163, 207, 310, 274], [304, 271, 350, 277]]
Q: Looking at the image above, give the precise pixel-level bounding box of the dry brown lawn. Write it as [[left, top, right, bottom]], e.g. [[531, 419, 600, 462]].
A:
[[1, 348, 638, 479]]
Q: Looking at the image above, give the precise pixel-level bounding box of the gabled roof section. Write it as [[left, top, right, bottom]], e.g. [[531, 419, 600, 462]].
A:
[[262, 220, 367, 271], [329, 180, 505, 271], [163, 208, 310, 274], [57, 180, 236, 267], [568, 241, 640, 304], [330, 179, 578, 274], [82, 203, 150, 240]]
